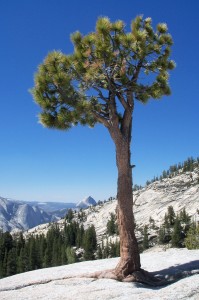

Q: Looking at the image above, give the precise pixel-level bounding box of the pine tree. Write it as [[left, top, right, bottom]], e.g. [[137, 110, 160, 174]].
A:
[[142, 226, 149, 250], [29, 237, 38, 270], [2, 232, 13, 253], [76, 224, 85, 248], [102, 239, 110, 259], [52, 239, 59, 266], [61, 245, 67, 265], [66, 247, 77, 264], [107, 213, 118, 235], [149, 216, 155, 229], [2, 249, 8, 278], [16, 232, 25, 256], [43, 247, 51, 268], [65, 209, 74, 222], [158, 226, 166, 244], [164, 213, 170, 232], [171, 217, 182, 248], [17, 248, 29, 274], [6, 248, 17, 276], [38, 234, 47, 267], [185, 223, 199, 249], [167, 206, 176, 226], [31, 16, 175, 282], [83, 225, 97, 260], [97, 246, 103, 259], [179, 208, 191, 224], [162, 170, 167, 178]]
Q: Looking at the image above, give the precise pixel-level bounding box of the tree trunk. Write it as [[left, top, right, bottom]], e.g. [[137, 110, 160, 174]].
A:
[[114, 139, 141, 278]]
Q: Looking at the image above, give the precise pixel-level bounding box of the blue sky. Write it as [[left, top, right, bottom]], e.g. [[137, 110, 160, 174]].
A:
[[0, 0, 198, 203]]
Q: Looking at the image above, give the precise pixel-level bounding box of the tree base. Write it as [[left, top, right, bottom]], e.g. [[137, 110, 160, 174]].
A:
[[85, 268, 168, 286]]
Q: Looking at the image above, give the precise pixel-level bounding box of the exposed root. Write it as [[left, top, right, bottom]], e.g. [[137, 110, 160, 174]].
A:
[[83, 268, 168, 286], [82, 269, 118, 280], [121, 269, 166, 286]]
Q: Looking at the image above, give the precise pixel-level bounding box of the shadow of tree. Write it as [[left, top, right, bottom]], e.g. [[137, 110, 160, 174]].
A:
[[152, 259, 199, 277], [136, 260, 199, 289]]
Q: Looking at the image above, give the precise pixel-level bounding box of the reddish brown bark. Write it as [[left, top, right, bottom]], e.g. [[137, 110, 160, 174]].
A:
[[87, 97, 165, 284], [101, 89, 141, 279], [114, 139, 140, 278]]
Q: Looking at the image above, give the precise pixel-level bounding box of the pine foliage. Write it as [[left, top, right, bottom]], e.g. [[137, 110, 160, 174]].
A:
[[31, 16, 175, 131], [106, 213, 118, 235], [185, 223, 199, 249]]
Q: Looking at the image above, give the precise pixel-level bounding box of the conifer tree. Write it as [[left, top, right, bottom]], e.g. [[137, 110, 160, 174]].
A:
[[149, 216, 155, 229], [158, 226, 166, 244], [61, 245, 68, 265], [164, 213, 170, 232], [29, 237, 38, 270], [16, 232, 25, 256], [44, 247, 51, 268], [142, 225, 149, 250], [185, 223, 199, 249], [65, 209, 74, 222], [52, 239, 60, 266], [162, 170, 167, 178], [32, 16, 175, 283], [76, 224, 85, 248], [2, 249, 8, 278], [171, 217, 182, 248], [97, 245, 103, 259], [6, 248, 17, 276], [17, 248, 29, 274], [83, 225, 97, 260], [179, 208, 191, 224], [107, 213, 118, 235], [167, 206, 176, 226], [66, 247, 77, 264], [102, 239, 110, 259]]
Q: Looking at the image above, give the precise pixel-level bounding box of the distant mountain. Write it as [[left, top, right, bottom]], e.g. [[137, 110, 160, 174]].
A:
[[25, 165, 199, 244], [2, 160, 199, 234], [29, 201, 75, 213], [0, 198, 76, 232], [76, 196, 96, 209], [29, 201, 76, 219], [0, 197, 53, 232]]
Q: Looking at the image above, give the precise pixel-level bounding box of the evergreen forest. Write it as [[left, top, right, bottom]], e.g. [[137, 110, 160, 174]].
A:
[[0, 155, 198, 279], [0, 205, 198, 279]]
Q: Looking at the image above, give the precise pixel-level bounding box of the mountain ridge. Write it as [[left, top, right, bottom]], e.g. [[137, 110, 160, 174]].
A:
[[0, 197, 77, 232], [76, 196, 96, 209], [1, 162, 198, 234], [24, 166, 199, 243]]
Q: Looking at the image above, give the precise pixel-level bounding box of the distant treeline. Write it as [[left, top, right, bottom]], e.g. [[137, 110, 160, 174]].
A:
[[105, 207, 199, 252], [0, 205, 198, 279], [0, 218, 97, 279], [0, 208, 120, 280], [133, 156, 199, 190]]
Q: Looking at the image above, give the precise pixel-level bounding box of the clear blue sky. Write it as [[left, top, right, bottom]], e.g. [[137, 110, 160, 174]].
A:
[[0, 0, 198, 203]]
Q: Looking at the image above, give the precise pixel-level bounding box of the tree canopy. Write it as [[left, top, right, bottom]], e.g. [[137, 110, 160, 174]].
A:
[[32, 16, 175, 132]]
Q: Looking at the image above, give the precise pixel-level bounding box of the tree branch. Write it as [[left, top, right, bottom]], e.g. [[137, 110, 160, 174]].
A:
[[131, 58, 144, 83], [120, 91, 134, 140], [92, 86, 109, 103], [109, 91, 120, 128], [116, 92, 128, 110], [92, 110, 109, 128]]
